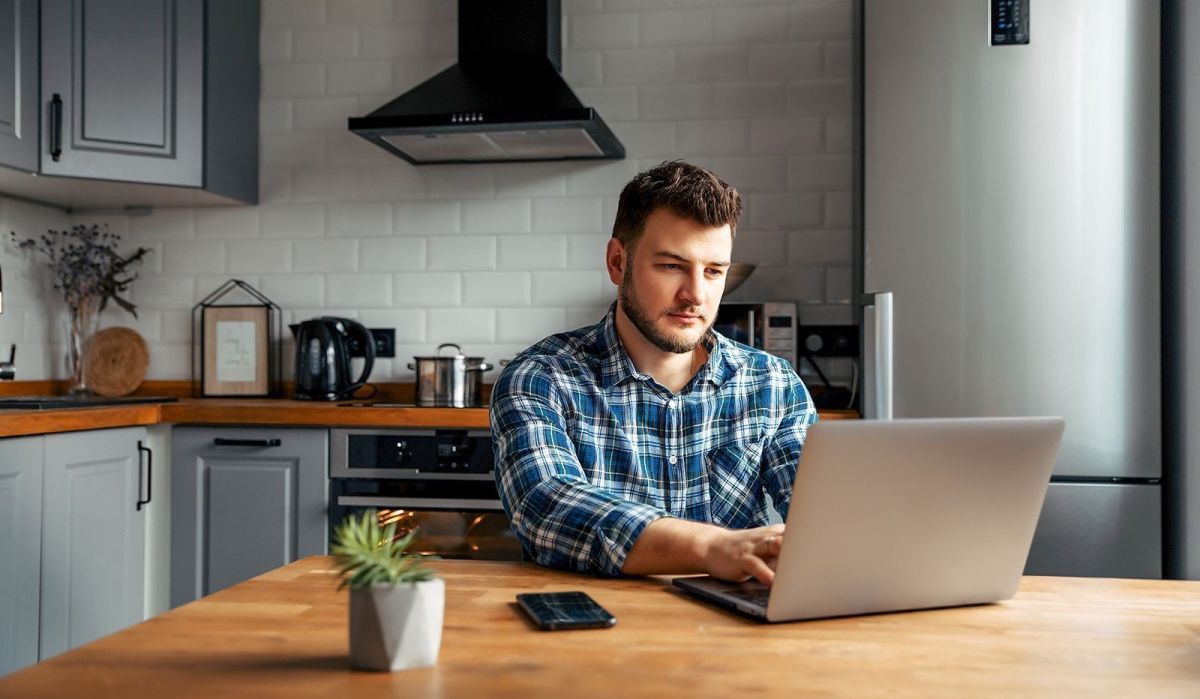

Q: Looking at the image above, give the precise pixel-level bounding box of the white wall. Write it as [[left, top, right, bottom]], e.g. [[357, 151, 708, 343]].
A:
[[0, 197, 71, 380], [1, 0, 855, 383]]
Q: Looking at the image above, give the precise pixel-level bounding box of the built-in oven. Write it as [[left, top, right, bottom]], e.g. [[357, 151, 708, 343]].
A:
[[329, 428, 523, 561]]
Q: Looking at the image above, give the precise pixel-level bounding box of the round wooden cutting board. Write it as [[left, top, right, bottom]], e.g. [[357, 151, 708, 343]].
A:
[[83, 327, 150, 397]]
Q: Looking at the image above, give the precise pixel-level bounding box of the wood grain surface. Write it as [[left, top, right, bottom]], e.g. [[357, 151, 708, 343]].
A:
[[83, 327, 149, 396], [0, 557, 1197, 698], [0, 382, 858, 438], [0, 404, 162, 437], [0, 399, 491, 437]]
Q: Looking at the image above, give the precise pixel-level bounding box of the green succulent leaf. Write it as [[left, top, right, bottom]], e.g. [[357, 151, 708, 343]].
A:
[[331, 509, 438, 590]]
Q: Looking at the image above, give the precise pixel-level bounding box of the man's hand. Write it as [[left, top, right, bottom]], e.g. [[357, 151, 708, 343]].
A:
[[621, 518, 785, 585], [701, 525, 785, 586]]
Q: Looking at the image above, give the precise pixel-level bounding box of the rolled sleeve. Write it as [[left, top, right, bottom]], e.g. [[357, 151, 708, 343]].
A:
[[759, 370, 819, 520], [491, 359, 667, 576]]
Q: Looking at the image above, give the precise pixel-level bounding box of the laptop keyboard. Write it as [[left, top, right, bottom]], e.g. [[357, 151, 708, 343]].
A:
[[723, 586, 771, 607]]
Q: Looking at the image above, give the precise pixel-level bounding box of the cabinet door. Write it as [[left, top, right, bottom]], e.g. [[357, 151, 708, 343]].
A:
[[39, 0, 202, 185], [40, 427, 147, 660], [0, 0, 37, 172], [0, 436, 42, 676], [171, 427, 329, 608]]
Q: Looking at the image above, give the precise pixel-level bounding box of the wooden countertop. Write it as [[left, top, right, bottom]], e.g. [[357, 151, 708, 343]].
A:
[[0, 399, 492, 437], [1, 557, 1198, 698], [0, 390, 859, 438]]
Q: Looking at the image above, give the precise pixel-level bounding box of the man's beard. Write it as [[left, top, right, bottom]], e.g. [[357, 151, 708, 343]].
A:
[[619, 265, 711, 354]]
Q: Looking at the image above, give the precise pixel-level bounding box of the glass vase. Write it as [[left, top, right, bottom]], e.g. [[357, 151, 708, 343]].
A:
[[66, 296, 101, 396]]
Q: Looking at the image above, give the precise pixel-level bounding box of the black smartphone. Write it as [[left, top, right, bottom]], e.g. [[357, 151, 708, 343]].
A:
[[516, 591, 617, 631]]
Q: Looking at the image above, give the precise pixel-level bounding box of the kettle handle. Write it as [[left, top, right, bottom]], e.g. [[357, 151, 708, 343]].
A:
[[337, 317, 375, 399]]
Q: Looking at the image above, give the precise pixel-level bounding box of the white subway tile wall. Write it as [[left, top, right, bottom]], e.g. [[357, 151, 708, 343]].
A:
[[0, 199, 71, 379], [0, 0, 853, 382]]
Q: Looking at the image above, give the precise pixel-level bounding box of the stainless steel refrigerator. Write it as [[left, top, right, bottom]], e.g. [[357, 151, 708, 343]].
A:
[[1164, 0, 1199, 581], [857, 0, 1162, 578]]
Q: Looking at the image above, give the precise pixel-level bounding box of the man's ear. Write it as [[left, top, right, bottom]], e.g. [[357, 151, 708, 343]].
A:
[[605, 238, 626, 286]]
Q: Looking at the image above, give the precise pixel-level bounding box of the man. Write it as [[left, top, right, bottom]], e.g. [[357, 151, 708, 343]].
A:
[[490, 161, 817, 585]]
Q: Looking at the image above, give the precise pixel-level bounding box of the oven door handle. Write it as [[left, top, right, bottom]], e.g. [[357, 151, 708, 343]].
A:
[[336, 495, 505, 512]]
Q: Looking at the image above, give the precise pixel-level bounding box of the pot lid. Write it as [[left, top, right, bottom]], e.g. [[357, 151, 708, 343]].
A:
[[412, 343, 484, 361]]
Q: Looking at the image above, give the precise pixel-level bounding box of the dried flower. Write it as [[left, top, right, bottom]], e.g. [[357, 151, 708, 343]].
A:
[[9, 225, 150, 316]]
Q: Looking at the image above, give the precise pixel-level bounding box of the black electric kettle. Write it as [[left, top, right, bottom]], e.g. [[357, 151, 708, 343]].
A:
[[289, 317, 375, 400]]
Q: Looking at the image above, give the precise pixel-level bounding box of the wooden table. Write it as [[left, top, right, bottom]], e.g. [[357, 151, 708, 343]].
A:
[[2, 557, 1198, 698]]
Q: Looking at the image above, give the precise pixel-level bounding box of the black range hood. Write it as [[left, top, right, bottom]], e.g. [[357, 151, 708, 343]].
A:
[[348, 0, 624, 165]]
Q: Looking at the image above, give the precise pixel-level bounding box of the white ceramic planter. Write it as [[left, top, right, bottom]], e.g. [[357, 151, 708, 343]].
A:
[[348, 578, 445, 672]]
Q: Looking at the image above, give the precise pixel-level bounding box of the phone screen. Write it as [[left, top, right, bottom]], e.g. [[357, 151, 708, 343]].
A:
[[516, 591, 617, 630]]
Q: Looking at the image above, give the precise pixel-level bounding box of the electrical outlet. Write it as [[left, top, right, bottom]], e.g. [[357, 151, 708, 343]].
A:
[[348, 328, 396, 358], [798, 325, 858, 358]]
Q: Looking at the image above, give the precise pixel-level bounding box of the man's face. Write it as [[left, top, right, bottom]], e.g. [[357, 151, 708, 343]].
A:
[[610, 208, 733, 354]]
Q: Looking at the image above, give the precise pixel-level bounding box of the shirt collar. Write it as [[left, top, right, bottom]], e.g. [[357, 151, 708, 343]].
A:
[[595, 302, 744, 391], [597, 303, 641, 389]]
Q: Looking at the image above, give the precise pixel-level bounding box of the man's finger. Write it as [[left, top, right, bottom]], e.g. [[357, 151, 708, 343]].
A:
[[744, 557, 775, 586], [754, 535, 783, 558]]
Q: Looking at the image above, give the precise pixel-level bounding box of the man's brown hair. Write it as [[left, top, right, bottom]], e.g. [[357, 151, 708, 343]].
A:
[[611, 160, 742, 250]]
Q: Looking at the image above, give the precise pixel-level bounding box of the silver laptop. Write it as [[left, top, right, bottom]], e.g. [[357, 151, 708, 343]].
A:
[[673, 417, 1065, 622]]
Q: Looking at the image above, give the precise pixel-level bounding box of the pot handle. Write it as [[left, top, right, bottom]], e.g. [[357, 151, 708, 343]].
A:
[[469, 362, 493, 372], [406, 363, 415, 370], [437, 342, 463, 357]]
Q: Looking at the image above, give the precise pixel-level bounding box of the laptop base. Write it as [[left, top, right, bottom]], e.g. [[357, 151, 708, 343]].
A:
[[673, 576, 769, 620]]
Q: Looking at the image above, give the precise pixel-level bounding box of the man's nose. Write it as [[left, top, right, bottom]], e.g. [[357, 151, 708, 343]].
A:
[[679, 270, 706, 307]]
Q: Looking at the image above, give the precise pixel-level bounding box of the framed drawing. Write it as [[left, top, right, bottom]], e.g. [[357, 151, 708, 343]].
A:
[[192, 279, 282, 398], [202, 305, 270, 396]]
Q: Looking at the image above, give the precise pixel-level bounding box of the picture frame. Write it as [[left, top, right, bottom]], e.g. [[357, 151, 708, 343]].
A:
[[201, 305, 270, 397]]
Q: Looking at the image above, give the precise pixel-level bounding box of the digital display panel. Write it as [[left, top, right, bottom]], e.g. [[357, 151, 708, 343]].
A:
[[991, 0, 1029, 46]]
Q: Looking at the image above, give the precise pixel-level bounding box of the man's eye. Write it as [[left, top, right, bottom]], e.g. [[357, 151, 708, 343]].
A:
[[661, 264, 680, 271], [706, 268, 724, 277]]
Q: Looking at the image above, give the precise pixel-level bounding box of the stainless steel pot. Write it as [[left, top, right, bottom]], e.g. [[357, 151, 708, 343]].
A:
[[408, 343, 493, 407]]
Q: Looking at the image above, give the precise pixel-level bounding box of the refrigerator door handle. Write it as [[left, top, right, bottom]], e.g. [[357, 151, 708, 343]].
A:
[[861, 292, 894, 420]]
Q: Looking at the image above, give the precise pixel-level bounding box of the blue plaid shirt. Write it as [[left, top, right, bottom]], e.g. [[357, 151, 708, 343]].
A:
[[490, 303, 818, 576]]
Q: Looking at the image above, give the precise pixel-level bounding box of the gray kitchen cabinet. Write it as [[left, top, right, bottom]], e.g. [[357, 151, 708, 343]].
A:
[[0, 436, 43, 677], [39, 427, 148, 660], [39, 0, 204, 186], [0, 0, 259, 207], [171, 427, 328, 608], [0, 0, 38, 172]]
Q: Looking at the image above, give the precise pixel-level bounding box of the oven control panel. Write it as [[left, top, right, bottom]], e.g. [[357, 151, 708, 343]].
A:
[[339, 429, 494, 477]]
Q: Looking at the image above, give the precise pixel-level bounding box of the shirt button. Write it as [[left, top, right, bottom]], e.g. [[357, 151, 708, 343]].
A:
[[668, 454, 678, 464], [667, 398, 676, 409]]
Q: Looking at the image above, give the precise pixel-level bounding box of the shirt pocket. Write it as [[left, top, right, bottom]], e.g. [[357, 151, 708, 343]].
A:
[[704, 438, 766, 524], [705, 438, 765, 481]]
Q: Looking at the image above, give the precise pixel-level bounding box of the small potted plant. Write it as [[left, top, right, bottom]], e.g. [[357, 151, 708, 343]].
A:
[[331, 510, 444, 672]]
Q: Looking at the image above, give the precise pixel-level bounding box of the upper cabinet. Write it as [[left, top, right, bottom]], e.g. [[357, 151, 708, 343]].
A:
[[0, 0, 38, 173], [0, 0, 259, 209], [39, 0, 205, 186]]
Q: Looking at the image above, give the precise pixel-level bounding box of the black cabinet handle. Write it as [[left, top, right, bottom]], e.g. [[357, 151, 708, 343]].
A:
[[136, 441, 152, 511], [49, 94, 62, 162], [213, 438, 282, 448]]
